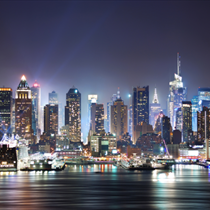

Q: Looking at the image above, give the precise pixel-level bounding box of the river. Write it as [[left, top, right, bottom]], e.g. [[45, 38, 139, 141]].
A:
[[0, 164, 209, 209]]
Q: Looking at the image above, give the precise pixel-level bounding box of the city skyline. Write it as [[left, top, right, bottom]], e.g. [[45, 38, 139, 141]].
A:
[[0, 1, 210, 115]]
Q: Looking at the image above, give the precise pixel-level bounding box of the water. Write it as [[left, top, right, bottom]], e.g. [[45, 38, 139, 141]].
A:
[[0, 164, 210, 210]]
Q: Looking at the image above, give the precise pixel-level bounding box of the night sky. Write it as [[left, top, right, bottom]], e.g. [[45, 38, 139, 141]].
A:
[[0, 1, 210, 138]]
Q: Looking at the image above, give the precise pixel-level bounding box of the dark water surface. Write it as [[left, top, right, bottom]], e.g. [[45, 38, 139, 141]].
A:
[[0, 164, 210, 210]]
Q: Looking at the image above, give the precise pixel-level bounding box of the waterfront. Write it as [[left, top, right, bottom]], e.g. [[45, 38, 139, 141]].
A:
[[0, 164, 210, 210]]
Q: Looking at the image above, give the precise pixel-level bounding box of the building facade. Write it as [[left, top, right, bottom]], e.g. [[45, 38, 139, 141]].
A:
[[15, 75, 32, 141], [49, 91, 58, 104], [182, 101, 192, 142], [65, 87, 81, 142], [31, 81, 41, 137], [161, 115, 171, 144], [44, 104, 58, 135], [175, 107, 182, 131], [0, 87, 12, 138], [95, 104, 104, 134], [197, 106, 210, 142], [149, 88, 161, 129], [191, 95, 198, 132], [167, 53, 187, 130], [111, 98, 127, 139], [132, 86, 149, 143]]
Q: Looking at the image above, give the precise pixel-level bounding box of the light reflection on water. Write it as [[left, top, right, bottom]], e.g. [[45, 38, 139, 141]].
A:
[[0, 164, 209, 209]]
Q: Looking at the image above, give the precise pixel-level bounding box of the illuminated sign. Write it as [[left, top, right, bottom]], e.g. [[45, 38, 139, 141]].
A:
[[182, 104, 191, 107], [112, 149, 118, 154]]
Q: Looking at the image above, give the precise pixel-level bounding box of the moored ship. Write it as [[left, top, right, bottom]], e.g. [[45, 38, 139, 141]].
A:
[[120, 156, 155, 170]]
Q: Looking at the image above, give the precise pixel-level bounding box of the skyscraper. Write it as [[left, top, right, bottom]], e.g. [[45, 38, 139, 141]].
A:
[[31, 81, 41, 137], [128, 104, 132, 137], [49, 91, 58, 104], [44, 104, 58, 135], [191, 95, 198, 132], [111, 98, 127, 139], [65, 87, 81, 142], [198, 88, 210, 110], [132, 86, 149, 142], [150, 88, 161, 128], [161, 115, 172, 144], [95, 104, 104, 134], [197, 106, 210, 142], [175, 107, 182, 131], [106, 102, 112, 133], [88, 95, 98, 130], [15, 75, 32, 141], [182, 101, 192, 142], [106, 90, 120, 133], [167, 53, 187, 130], [0, 87, 12, 138]]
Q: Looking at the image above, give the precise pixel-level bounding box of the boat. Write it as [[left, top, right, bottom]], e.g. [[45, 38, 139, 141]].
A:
[[120, 157, 155, 170], [152, 157, 176, 169]]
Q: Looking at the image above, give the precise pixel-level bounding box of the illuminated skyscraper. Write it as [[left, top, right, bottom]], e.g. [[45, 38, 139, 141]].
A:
[[95, 104, 104, 134], [106, 102, 112, 133], [31, 81, 41, 137], [0, 87, 12, 138], [198, 88, 210, 111], [175, 107, 182, 131], [88, 94, 98, 130], [197, 106, 210, 142], [65, 87, 81, 142], [167, 53, 187, 130], [49, 91, 58, 104], [111, 98, 127, 139], [15, 75, 32, 141], [44, 104, 58, 135], [132, 86, 149, 143], [128, 104, 132, 137], [182, 101, 192, 142], [150, 88, 161, 128], [191, 95, 198, 132], [89, 103, 104, 135], [106, 90, 120, 133]]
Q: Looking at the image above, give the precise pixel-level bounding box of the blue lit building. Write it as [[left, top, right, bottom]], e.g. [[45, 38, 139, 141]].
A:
[[191, 95, 198, 132]]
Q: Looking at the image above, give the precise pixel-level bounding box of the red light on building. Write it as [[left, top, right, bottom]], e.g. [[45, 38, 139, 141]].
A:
[[33, 82, 40, 87]]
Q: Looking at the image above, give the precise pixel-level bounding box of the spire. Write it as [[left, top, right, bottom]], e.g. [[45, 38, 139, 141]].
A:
[[17, 75, 30, 90], [177, 52, 181, 76], [153, 88, 159, 104]]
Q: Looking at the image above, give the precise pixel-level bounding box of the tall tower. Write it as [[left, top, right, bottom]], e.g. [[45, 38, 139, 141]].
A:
[[0, 87, 12, 138], [182, 101, 192, 142], [95, 104, 104, 134], [15, 75, 32, 141], [65, 87, 81, 142], [150, 88, 161, 128], [31, 81, 41, 138], [111, 98, 127, 139], [167, 53, 187, 129], [132, 86, 149, 143], [197, 106, 210, 142], [88, 95, 98, 131], [44, 104, 58, 135]]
